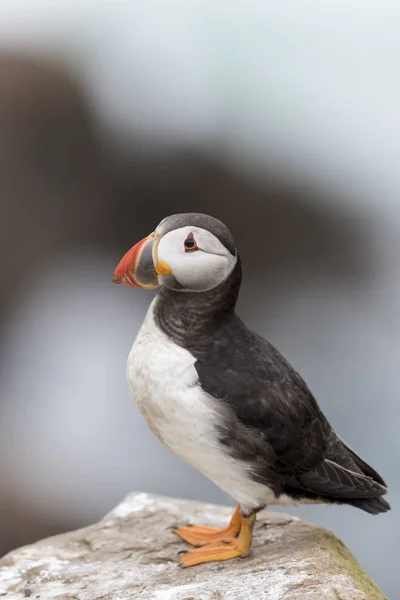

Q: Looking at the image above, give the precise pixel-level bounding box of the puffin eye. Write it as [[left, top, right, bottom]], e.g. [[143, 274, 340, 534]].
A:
[[184, 233, 198, 252]]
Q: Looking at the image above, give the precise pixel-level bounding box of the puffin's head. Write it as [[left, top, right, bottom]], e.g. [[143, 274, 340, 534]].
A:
[[112, 213, 237, 292]]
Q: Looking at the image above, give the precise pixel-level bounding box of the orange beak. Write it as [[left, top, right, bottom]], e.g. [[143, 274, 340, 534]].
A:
[[112, 233, 160, 289]]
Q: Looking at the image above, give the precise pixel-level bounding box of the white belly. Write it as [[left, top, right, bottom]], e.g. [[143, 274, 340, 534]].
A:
[[127, 299, 280, 511]]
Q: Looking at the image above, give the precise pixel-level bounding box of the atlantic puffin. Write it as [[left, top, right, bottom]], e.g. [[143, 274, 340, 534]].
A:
[[112, 213, 390, 568]]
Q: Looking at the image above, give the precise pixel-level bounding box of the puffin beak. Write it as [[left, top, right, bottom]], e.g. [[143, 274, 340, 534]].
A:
[[112, 233, 161, 289]]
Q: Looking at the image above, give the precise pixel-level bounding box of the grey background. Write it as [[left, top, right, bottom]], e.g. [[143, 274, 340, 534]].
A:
[[0, 2, 398, 597]]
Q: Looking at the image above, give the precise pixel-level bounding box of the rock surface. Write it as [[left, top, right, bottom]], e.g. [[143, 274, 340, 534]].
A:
[[0, 492, 386, 600]]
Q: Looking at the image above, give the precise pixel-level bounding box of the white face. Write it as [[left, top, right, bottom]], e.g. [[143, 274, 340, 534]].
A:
[[156, 225, 237, 292]]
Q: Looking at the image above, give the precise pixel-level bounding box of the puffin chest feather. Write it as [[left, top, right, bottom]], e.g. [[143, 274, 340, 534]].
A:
[[127, 301, 215, 455]]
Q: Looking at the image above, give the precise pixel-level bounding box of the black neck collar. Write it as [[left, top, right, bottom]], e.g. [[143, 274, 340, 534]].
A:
[[153, 257, 242, 347]]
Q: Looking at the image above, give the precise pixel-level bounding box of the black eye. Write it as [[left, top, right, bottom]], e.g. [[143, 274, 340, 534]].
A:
[[184, 233, 198, 252]]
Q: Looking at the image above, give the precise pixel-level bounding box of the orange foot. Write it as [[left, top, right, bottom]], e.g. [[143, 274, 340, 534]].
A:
[[172, 504, 241, 546], [178, 512, 256, 568]]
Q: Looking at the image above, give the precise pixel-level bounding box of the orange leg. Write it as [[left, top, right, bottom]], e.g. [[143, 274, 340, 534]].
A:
[[179, 512, 256, 568], [172, 504, 241, 546]]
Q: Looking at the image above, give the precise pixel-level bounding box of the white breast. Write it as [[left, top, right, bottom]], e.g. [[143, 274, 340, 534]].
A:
[[127, 299, 281, 511]]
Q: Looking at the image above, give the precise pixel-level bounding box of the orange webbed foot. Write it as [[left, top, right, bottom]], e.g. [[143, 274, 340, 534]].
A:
[[177, 510, 256, 568], [172, 504, 241, 546]]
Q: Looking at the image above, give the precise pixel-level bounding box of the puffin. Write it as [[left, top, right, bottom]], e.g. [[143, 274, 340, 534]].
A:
[[112, 212, 390, 568]]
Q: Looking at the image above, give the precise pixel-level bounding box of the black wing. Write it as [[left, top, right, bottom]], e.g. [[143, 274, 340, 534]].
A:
[[195, 316, 387, 502], [336, 436, 387, 487]]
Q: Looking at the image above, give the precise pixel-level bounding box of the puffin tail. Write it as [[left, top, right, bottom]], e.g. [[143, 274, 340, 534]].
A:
[[346, 496, 391, 515], [335, 438, 390, 514]]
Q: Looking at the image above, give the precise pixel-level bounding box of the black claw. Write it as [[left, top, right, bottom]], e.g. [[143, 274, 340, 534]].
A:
[[177, 549, 188, 556]]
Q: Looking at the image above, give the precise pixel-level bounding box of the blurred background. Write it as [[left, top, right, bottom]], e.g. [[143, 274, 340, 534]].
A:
[[0, 1, 398, 596]]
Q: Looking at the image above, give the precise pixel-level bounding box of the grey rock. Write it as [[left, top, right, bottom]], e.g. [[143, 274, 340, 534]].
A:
[[0, 492, 386, 600]]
